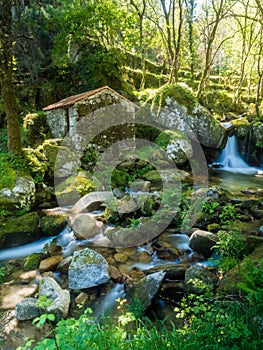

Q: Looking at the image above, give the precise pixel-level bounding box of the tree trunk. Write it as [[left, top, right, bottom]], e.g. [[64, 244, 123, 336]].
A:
[[0, 0, 22, 155]]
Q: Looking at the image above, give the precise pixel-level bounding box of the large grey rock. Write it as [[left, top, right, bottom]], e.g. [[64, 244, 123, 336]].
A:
[[185, 265, 217, 294], [189, 230, 217, 257], [126, 271, 166, 309], [71, 213, 99, 240], [39, 276, 70, 319], [68, 248, 110, 289], [155, 92, 227, 149], [15, 297, 39, 321], [0, 176, 35, 212]]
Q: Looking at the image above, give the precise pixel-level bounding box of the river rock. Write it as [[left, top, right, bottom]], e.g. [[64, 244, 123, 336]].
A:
[[68, 248, 110, 289], [189, 230, 217, 257], [39, 256, 64, 272], [114, 253, 128, 263], [40, 214, 67, 236], [71, 213, 99, 239], [185, 265, 217, 294], [109, 265, 122, 282], [15, 297, 40, 321], [126, 271, 166, 309], [0, 176, 36, 213], [57, 256, 72, 274], [39, 276, 70, 319], [0, 212, 41, 248]]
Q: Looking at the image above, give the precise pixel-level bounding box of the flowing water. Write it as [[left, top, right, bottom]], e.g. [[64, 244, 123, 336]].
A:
[[211, 135, 263, 194], [216, 135, 262, 175]]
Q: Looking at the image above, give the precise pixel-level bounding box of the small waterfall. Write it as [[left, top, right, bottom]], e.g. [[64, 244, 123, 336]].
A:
[[217, 135, 260, 175]]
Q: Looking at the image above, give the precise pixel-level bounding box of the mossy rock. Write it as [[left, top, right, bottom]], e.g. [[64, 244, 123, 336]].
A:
[[40, 214, 67, 236], [152, 83, 197, 114], [24, 253, 45, 270], [218, 243, 263, 294], [55, 172, 94, 206], [245, 235, 263, 253], [154, 129, 193, 165], [23, 139, 77, 183], [0, 212, 41, 248], [232, 117, 251, 138]]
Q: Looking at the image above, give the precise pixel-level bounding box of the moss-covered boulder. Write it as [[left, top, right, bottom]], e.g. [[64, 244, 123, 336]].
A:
[[0, 212, 41, 248], [23, 139, 79, 183], [232, 117, 251, 138], [55, 171, 94, 206], [68, 248, 110, 289], [126, 271, 166, 310], [0, 176, 36, 213], [155, 129, 193, 165], [24, 253, 45, 271], [150, 84, 227, 149], [40, 214, 67, 236], [185, 265, 218, 294], [218, 243, 263, 294]]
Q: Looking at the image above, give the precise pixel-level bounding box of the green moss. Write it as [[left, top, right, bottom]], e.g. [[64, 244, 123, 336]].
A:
[[152, 83, 198, 114], [23, 253, 44, 270], [0, 153, 28, 190], [23, 147, 47, 182], [40, 214, 67, 236], [232, 117, 251, 137], [1, 212, 39, 236], [154, 129, 188, 149], [55, 172, 94, 205]]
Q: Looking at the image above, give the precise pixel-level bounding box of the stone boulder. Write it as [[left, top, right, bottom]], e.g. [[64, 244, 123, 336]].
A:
[[185, 265, 217, 294], [0, 176, 35, 212], [155, 129, 193, 165], [15, 297, 40, 321], [40, 214, 67, 236], [152, 84, 227, 149], [126, 271, 166, 310], [71, 213, 99, 240], [0, 212, 40, 248], [39, 256, 64, 272], [189, 230, 217, 257], [39, 276, 70, 319], [68, 248, 110, 289]]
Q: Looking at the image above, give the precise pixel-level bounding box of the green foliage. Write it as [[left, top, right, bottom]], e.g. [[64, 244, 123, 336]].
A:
[[0, 153, 28, 190], [23, 253, 44, 271], [27, 294, 263, 350], [219, 203, 241, 226], [32, 295, 55, 328], [0, 266, 5, 284], [202, 200, 219, 214], [213, 230, 248, 273], [238, 257, 263, 295], [23, 112, 51, 147]]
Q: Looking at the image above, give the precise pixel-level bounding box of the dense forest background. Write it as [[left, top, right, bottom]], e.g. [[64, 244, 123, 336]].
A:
[[1, 0, 263, 144]]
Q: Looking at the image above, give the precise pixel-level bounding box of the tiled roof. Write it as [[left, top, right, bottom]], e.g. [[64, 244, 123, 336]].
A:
[[43, 86, 132, 111]]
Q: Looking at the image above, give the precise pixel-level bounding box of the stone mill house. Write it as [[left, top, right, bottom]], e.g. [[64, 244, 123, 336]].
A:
[[43, 86, 136, 140]]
